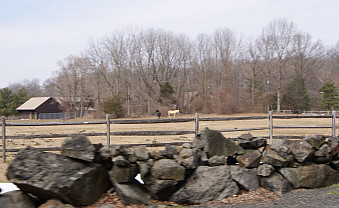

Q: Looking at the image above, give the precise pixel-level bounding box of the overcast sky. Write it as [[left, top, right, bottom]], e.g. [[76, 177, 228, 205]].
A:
[[0, 0, 338, 88]]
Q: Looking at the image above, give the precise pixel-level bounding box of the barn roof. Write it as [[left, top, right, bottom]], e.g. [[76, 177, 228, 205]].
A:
[[16, 97, 52, 111]]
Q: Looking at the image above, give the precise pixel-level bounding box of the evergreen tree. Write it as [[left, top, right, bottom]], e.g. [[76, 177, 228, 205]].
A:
[[103, 95, 124, 118], [282, 75, 310, 110], [0, 88, 31, 116], [319, 82, 339, 110], [159, 82, 176, 106]]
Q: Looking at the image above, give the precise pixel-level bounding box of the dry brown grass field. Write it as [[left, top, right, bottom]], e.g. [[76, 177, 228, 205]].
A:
[[0, 112, 336, 182]]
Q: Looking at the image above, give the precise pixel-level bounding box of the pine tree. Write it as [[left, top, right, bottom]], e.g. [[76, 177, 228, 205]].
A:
[[319, 82, 339, 110], [282, 75, 310, 111]]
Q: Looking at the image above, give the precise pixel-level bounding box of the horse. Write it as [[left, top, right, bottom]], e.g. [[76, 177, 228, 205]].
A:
[[155, 110, 161, 119], [168, 110, 179, 118]]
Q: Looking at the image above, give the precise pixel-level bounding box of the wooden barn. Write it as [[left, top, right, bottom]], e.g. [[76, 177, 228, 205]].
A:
[[16, 97, 63, 119]]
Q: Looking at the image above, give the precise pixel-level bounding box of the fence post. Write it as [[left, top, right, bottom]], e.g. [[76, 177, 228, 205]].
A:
[[106, 114, 111, 150], [2, 116, 6, 163], [269, 111, 273, 144], [195, 113, 199, 137], [332, 111, 336, 137]]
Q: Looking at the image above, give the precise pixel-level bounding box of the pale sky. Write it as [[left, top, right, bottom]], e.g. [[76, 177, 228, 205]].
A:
[[0, 0, 338, 88]]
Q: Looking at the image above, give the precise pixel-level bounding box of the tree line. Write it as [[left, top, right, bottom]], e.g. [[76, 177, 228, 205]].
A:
[[2, 18, 339, 117]]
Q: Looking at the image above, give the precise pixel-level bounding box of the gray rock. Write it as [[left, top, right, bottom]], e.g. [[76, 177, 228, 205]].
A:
[[257, 164, 275, 177], [208, 155, 227, 166], [110, 145, 124, 157], [238, 133, 254, 141], [229, 165, 259, 191], [328, 136, 339, 143], [6, 147, 111, 206], [174, 155, 198, 170], [262, 146, 293, 167], [136, 161, 151, 177], [286, 140, 314, 163], [0, 190, 36, 208], [199, 151, 209, 166], [279, 164, 339, 189], [98, 148, 112, 160], [60, 135, 97, 162], [112, 179, 151, 205], [312, 144, 332, 163], [259, 172, 292, 196], [38, 199, 75, 208], [270, 139, 294, 160], [142, 176, 179, 200], [176, 148, 201, 169], [151, 159, 185, 180], [194, 128, 245, 157], [238, 137, 267, 149], [179, 148, 194, 158], [125, 150, 138, 163], [109, 162, 138, 183], [329, 140, 339, 158], [112, 155, 129, 166], [329, 160, 339, 170], [165, 145, 179, 157], [170, 165, 239, 204], [182, 143, 192, 149], [236, 150, 261, 168], [95, 148, 113, 170], [150, 151, 165, 160], [305, 135, 325, 149], [133, 145, 149, 161]]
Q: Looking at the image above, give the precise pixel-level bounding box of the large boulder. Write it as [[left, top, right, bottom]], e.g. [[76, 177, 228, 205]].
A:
[[60, 135, 97, 162], [193, 128, 244, 157], [6, 147, 111, 206], [286, 140, 314, 163], [229, 165, 259, 191], [170, 165, 239, 204], [0, 190, 37, 208], [279, 164, 339, 189], [259, 172, 292, 196]]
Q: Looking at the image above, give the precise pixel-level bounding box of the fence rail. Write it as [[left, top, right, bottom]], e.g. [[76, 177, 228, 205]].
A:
[[1, 111, 338, 162], [277, 109, 339, 116]]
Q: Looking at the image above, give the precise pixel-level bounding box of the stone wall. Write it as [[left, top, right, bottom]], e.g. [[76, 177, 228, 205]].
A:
[[1, 128, 339, 207]]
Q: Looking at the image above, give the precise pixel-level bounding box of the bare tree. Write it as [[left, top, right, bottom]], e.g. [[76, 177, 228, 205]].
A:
[[243, 38, 265, 108], [259, 19, 296, 111]]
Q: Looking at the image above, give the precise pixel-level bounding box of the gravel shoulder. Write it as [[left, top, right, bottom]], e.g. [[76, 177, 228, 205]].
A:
[[221, 184, 339, 208], [82, 184, 339, 208]]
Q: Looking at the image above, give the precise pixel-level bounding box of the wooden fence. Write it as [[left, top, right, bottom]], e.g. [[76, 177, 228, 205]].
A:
[[1, 111, 338, 162], [276, 110, 339, 116]]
